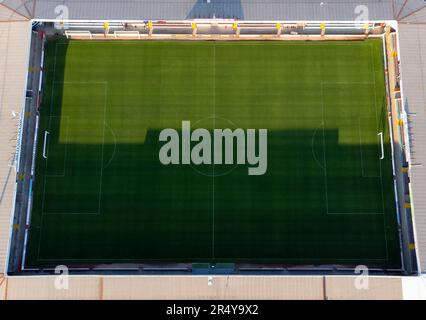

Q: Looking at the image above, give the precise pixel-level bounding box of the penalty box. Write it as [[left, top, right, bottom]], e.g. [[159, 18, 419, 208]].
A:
[[42, 82, 108, 215], [321, 82, 386, 215]]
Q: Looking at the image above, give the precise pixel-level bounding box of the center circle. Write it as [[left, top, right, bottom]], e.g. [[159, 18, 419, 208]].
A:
[[189, 115, 240, 177]]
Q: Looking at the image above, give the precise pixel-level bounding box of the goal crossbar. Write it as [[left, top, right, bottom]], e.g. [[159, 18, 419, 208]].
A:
[[114, 31, 141, 39], [65, 30, 93, 39]]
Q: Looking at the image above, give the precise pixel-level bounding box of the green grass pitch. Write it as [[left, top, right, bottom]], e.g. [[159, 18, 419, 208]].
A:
[[25, 38, 401, 268]]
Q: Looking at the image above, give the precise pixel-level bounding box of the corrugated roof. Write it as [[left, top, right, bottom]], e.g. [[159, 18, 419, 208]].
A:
[[29, 0, 396, 21], [34, 0, 196, 20], [0, 275, 407, 299], [241, 0, 394, 21], [394, 0, 426, 21], [0, 0, 33, 19], [398, 23, 426, 273], [27, 0, 426, 22], [0, 4, 28, 21], [400, 6, 426, 23], [326, 276, 403, 299], [0, 1, 423, 23]]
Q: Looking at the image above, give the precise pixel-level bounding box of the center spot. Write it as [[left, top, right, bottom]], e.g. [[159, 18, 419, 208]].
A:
[[190, 116, 240, 177]]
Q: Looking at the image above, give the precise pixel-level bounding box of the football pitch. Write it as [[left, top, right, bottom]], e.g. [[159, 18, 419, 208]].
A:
[[25, 39, 401, 268]]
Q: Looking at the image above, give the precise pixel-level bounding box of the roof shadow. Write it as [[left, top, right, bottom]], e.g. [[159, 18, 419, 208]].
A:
[[187, 0, 243, 19]]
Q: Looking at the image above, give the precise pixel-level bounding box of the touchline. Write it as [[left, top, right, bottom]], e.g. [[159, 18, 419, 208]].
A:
[[159, 121, 268, 175]]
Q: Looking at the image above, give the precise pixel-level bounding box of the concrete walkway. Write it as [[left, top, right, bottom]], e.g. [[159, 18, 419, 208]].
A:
[[0, 5, 30, 274]]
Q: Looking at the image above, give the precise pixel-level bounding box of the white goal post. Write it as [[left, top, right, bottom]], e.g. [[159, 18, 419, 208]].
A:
[[43, 131, 49, 159], [378, 132, 384, 160], [114, 31, 141, 39], [65, 30, 93, 39]]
